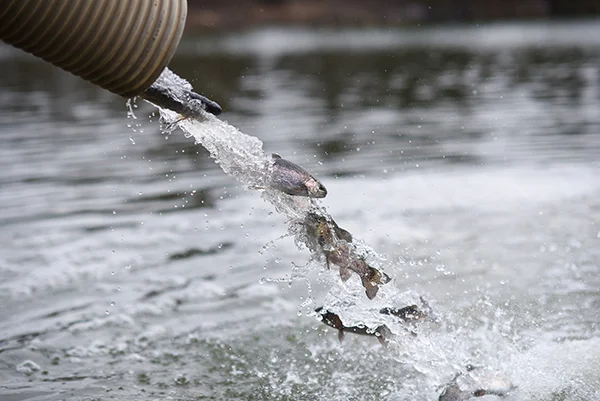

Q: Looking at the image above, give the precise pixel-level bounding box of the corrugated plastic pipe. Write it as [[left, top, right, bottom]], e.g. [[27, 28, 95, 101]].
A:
[[0, 0, 187, 98]]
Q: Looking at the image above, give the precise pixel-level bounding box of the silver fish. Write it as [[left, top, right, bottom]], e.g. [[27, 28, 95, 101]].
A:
[[303, 212, 388, 299], [315, 307, 389, 345], [269, 154, 327, 198], [315, 303, 428, 345], [326, 247, 390, 300]]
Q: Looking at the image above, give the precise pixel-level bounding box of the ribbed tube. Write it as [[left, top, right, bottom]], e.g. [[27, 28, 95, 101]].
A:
[[0, 0, 187, 98]]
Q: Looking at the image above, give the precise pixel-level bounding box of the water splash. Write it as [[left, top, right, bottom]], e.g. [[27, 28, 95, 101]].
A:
[[154, 102, 479, 390], [148, 70, 597, 399]]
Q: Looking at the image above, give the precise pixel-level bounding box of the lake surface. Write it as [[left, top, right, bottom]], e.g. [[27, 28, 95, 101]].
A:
[[1, 20, 600, 400]]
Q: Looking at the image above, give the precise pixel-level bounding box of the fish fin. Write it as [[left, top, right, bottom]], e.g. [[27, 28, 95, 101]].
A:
[[339, 266, 352, 282], [376, 327, 388, 346], [370, 268, 390, 285], [374, 326, 387, 346], [362, 277, 379, 299], [331, 220, 353, 242], [337, 330, 345, 343], [336, 228, 353, 243], [271, 153, 281, 159]]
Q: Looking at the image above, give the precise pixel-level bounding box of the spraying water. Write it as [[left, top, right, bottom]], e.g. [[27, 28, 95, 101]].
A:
[[140, 64, 600, 399], [145, 69, 535, 399]]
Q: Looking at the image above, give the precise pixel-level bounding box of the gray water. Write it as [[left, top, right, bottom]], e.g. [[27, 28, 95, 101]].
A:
[[1, 20, 600, 400]]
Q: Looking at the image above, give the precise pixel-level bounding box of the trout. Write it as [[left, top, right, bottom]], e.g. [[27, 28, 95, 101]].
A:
[[305, 212, 390, 299], [269, 154, 327, 198], [315, 303, 428, 345], [315, 307, 389, 345]]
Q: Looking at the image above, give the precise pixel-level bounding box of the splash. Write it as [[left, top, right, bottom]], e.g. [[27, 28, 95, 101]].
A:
[[146, 69, 600, 400], [153, 100, 481, 392], [149, 70, 426, 315]]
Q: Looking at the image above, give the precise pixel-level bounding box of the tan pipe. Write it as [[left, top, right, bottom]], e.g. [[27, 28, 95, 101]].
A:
[[0, 0, 187, 98]]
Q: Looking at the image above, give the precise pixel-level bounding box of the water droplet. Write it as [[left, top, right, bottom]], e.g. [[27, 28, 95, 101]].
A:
[[126, 98, 138, 120], [110, 301, 115, 307], [129, 136, 136, 145], [125, 264, 131, 270], [174, 373, 189, 385]]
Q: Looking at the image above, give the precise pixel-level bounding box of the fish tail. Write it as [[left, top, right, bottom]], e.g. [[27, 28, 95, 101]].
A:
[[376, 326, 390, 346], [361, 276, 379, 299], [374, 269, 391, 285], [339, 266, 352, 281]]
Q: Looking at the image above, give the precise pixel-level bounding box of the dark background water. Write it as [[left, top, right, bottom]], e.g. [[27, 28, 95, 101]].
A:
[[1, 21, 600, 400], [184, 0, 600, 30]]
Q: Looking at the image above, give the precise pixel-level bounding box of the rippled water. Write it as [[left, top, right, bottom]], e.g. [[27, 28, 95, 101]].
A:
[[1, 21, 600, 400]]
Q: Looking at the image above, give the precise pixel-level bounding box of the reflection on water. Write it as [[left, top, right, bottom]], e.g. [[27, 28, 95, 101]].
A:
[[1, 21, 600, 400]]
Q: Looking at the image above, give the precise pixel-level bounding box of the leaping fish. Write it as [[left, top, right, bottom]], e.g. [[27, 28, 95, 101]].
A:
[[315, 303, 428, 345], [315, 307, 389, 345], [305, 212, 389, 299], [268, 154, 327, 198]]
